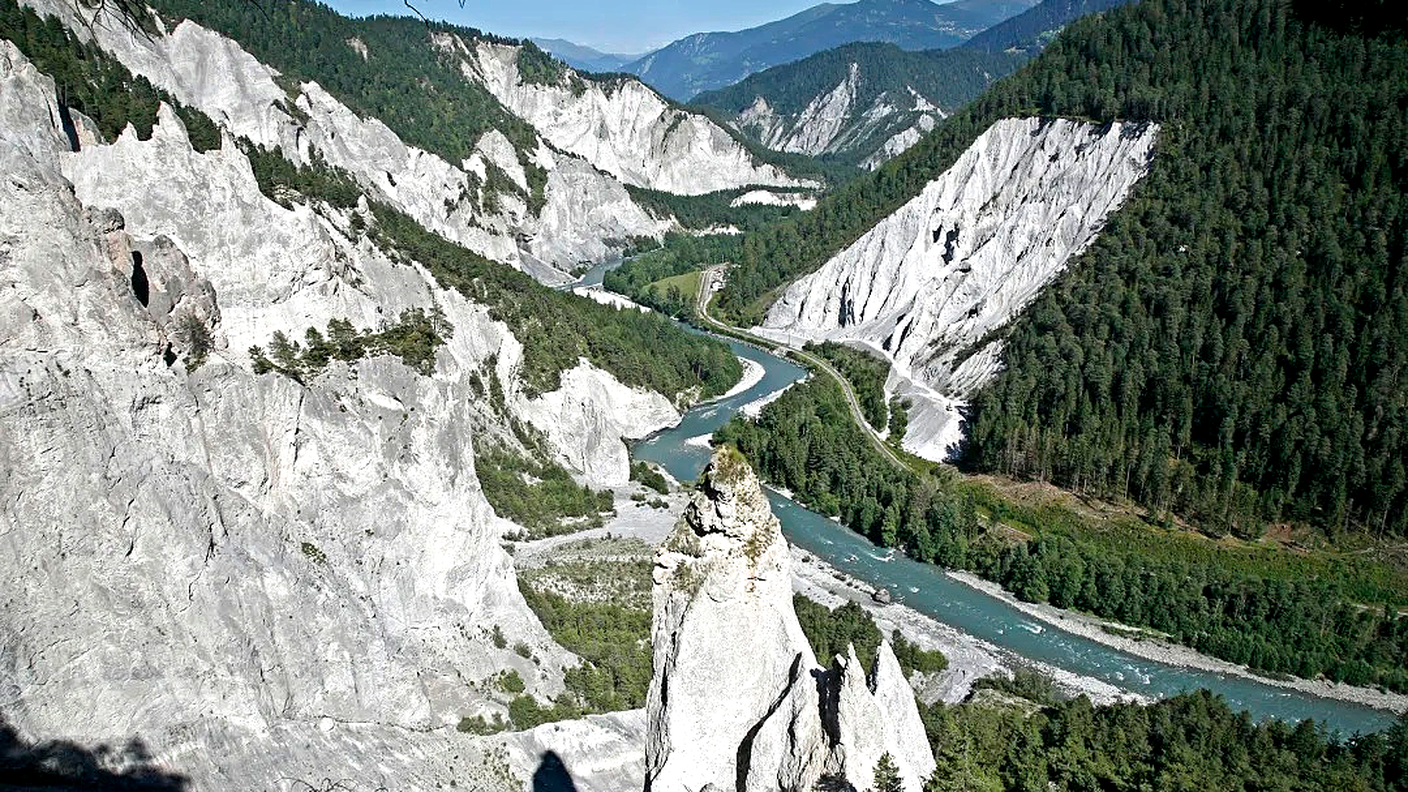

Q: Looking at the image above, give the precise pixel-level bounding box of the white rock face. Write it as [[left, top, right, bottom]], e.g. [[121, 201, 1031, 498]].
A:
[[733, 61, 945, 167], [499, 710, 649, 792], [645, 449, 934, 792], [778, 63, 860, 155], [758, 118, 1159, 460], [21, 0, 669, 283], [0, 40, 677, 789], [519, 362, 679, 489], [860, 112, 939, 171], [731, 189, 818, 211], [469, 40, 808, 195]]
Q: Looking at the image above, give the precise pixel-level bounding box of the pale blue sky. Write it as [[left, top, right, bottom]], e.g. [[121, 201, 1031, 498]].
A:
[[326, 0, 823, 54]]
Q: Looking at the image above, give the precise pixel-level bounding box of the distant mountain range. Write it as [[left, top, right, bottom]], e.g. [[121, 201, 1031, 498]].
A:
[[691, 42, 1026, 168], [688, 0, 1137, 169], [618, 0, 1039, 101], [530, 37, 640, 73]]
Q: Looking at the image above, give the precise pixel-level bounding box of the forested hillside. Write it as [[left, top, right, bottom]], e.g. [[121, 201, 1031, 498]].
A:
[[960, 0, 1134, 54], [622, 0, 1036, 101], [690, 42, 1026, 167], [717, 378, 1408, 692], [147, 0, 549, 194], [719, 0, 1408, 539], [924, 690, 1408, 791], [692, 40, 1025, 124]]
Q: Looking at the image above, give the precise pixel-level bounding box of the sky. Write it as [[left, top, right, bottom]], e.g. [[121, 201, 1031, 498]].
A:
[[325, 0, 824, 54]]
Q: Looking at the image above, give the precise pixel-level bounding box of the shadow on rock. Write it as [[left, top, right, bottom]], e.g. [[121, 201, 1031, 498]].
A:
[[531, 751, 578, 792], [0, 714, 187, 791]]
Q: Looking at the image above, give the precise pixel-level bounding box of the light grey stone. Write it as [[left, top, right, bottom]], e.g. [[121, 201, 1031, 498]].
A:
[[757, 117, 1159, 461], [646, 449, 935, 792]]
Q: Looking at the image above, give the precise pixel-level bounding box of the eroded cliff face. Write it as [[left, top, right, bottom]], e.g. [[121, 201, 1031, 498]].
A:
[[467, 40, 808, 196], [758, 118, 1158, 461], [22, 0, 672, 284], [0, 38, 674, 789], [734, 64, 945, 168], [646, 449, 935, 792]]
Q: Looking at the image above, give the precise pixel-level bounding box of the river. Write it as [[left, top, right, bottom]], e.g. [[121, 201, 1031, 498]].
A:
[[632, 335, 1402, 735]]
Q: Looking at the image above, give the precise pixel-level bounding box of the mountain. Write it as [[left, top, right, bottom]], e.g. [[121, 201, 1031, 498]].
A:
[[0, 0, 762, 786], [690, 0, 1142, 170], [531, 36, 638, 72], [623, 0, 1040, 101], [691, 41, 1027, 169], [718, 0, 1408, 540], [961, 0, 1135, 53]]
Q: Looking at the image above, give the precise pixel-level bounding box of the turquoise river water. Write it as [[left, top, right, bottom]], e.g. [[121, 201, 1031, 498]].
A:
[[631, 335, 1401, 735]]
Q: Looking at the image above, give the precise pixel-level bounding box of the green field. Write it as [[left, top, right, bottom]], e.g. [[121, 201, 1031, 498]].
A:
[[645, 270, 702, 307]]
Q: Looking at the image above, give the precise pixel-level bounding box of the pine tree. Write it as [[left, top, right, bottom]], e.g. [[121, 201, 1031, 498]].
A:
[[870, 752, 904, 792]]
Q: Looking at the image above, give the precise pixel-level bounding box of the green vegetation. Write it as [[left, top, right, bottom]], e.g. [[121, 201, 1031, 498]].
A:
[[692, 42, 1028, 168], [888, 397, 911, 444], [476, 447, 613, 539], [921, 691, 1408, 792], [719, 377, 1408, 692], [510, 538, 655, 725], [515, 40, 567, 85], [147, 0, 549, 199], [241, 141, 362, 210], [1, 0, 220, 150], [629, 461, 669, 495], [893, 631, 948, 675], [250, 308, 452, 382], [518, 577, 651, 713], [871, 753, 902, 792], [624, 185, 803, 233], [495, 669, 525, 694], [175, 312, 213, 370], [456, 713, 508, 735], [960, 0, 1408, 541], [794, 595, 882, 669], [961, 0, 1134, 55], [805, 342, 889, 430], [717, 0, 1408, 542], [604, 233, 738, 317], [299, 541, 327, 565], [643, 270, 702, 319], [366, 203, 743, 398], [793, 594, 947, 678]]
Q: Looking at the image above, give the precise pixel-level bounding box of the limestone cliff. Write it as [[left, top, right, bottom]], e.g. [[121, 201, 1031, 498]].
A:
[[466, 40, 809, 196], [0, 37, 673, 790], [646, 448, 935, 791], [735, 64, 945, 169], [22, 0, 672, 284], [757, 118, 1158, 461]]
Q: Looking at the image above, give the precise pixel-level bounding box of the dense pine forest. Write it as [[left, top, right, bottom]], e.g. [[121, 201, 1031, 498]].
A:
[[717, 379, 1408, 692], [922, 690, 1408, 791], [959, 0, 1408, 539], [717, 0, 1408, 540]]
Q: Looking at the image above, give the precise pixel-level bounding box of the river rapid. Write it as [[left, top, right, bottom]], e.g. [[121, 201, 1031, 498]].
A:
[[633, 335, 1402, 735]]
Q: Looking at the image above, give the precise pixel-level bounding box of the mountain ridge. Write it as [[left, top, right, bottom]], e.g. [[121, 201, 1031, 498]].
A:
[[531, 36, 639, 73], [622, 0, 1038, 101]]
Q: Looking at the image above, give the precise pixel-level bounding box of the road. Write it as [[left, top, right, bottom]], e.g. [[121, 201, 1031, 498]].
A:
[[694, 266, 910, 473]]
